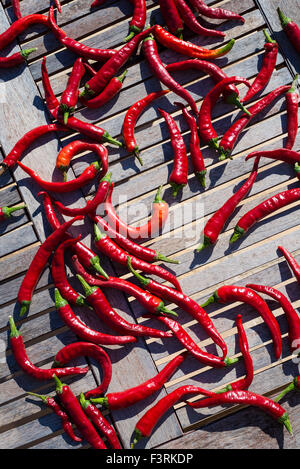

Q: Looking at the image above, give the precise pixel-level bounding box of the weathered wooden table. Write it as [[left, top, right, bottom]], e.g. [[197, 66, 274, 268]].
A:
[[1, 0, 300, 450]]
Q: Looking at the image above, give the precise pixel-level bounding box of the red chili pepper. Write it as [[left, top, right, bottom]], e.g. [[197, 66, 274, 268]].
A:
[[77, 274, 174, 339], [0, 14, 48, 51], [80, 70, 127, 109], [53, 375, 107, 449], [278, 245, 300, 286], [285, 75, 299, 150], [241, 30, 279, 104], [52, 342, 112, 399], [198, 76, 251, 151], [104, 183, 170, 240], [174, 0, 225, 38], [158, 107, 188, 197], [143, 33, 198, 114], [59, 58, 85, 124], [41, 56, 61, 119], [230, 187, 300, 244], [188, 0, 245, 23], [12, 0, 22, 19], [0, 48, 36, 68], [0, 203, 26, 222], [278, 8, 300, 55], [123, 0, 147, 42], [158, 0, 183, 37], [17, 215, 84, 316], [9, 316, 89, 379], [246, 283, 300, 354], [274, 376, 300, 402], [122, 89, 169, 165], [153, 25, 235, 60], [27, 392, 82, 443], [201, 285, 282, 359], [55, 288, 137, 345], [79, 393, 122, 449], [245, 148, 300, 166], [93, 223, 182, 291], [90, 353, 187, 410], [196, 157, 260, 251]]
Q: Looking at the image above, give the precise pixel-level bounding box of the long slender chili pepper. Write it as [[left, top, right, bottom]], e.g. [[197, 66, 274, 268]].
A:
[[52, 342, 112, 398], [93, 223, 182, 291], [90, 353, 187, 409], [186, 390, 292, 434], [47, 7, 116, 62], [158, 0, 183, 37], [196, 157, 260, 251], [55, 288, 137, 345], [158, 107, 188, 197], [230, 187, 300, 244], [0, 48, 36, 68], [12, 0, 22, 19], [174, 0, 225, 38], [80, 26, 155, 98], [128, 259, 229, 359], [0, 203, 26, 222], [27, 392, 82, 443], [274, 376, 300, 402], [122, 89, 169, 164], [38, 191, 108, 278], [9, 316, 88, 379], [285, 75, 299, 150], [79, 393, 122, 449], [60, 58, 85, 124], [278, 245, 300, 286], [104, 183, 170, 240], [175, 101, 206, 188], [153, 25, 235, 60], [246, 283, 300, 354], [54, 0, 62, 13], [0, 14, 48, 52], [218, 84, 291, 160], [201, 285, 282, 359], [131, 384, 216, 447], [142, 33, 199, 114], [278, 8, 300, 55], [241, 30, 278, 104], [80, 70, 127, 109], [245, 148, 300, 166], [188, 0, 245, 22], [198, 76, 251, 151], [41, 56, 61, 119], [123, 0, 147, 42], [77, 274, 174, 339], [53, 375, 107, 449], [17, 215, 83, 316]]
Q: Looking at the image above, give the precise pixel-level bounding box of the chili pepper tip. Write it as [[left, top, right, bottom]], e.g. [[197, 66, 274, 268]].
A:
[[278, 412, 293, 435], [277, 7, 291, 28]]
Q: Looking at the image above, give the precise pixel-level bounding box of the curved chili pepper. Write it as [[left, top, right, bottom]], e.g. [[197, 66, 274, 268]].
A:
[[198, 76, 251, 151], [241, 30, 278, 104], [104, 183, 169, 240], [55, 288, 137, 345], [80, 70, 127, 110], [79, 393, 122, 449], [153, 25, 235, 60], [278, 8, 300, 55], [186, 390, 292, 434], [245, 148, 300, 166], [27, 392, 82, 442], [285, 75, 299, 150], [278, 245, 300, 286], [53, 375, 107, 449], [17, 215, 84, 316], [142, 33, 198, 115], [52, 342, 112, 398], [158, 0, 183, 37], [158, 107, 188, 197], [230, 187, 300, 244], [60, 58, 85, 124], [201, 286, 282, 359], [0, 48, 36, 68], [246, 283, 300, 354], [9, 316, 89, 379], [188, 0, 245, 22], [218, 84, 291, 160], [174, 0, 225, 38], [131, 384, 216, 447], [0, 14, 48, 52], [12, 0, 22, 20], [122, 89, 169, 164], [274, 376, 300, 402], [93, 223, 182, 291], [196, 157, 260, 251], [77, 274, 174, 339], [123, 0, 147, 42], [0, 203, 26, 222]]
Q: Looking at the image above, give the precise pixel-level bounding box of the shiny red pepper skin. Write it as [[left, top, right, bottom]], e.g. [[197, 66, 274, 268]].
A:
[[278, 8, 300, 55], [158, 0, 183, 37], [188, 0, 245, 22], [285, 75, 299, 150], [0, 48, 36, 68], [158, 107, 188, 197], [60, 58, 85, 124], [12, 0, 22, 19], [0, 14, 48, 51], [201, 285, 282, 359], [123, 0, 147, 42], [245, 148, 300, 166], [278, 245, 300, 286], [80, 70, 127, 109], [53, 342, 112, 398], [0, 203, 25, 222], [174, 0, 225, 37]]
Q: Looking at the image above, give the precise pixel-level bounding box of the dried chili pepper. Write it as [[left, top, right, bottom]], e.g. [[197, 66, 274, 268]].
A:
[[174, 0, 225, 38], [9, 316, 88, 379], [278, 245, 300, 286], [158, 0, 183, 37], [188, 0, 245, 22], [0, 48, 36, 68], [0, 203, 26, 222], [285, 74, 299, 150], [196, 157, 260, 251], [230, 187, 300, 244], [278, 8, 300, 55], [59, 58, 85, 124], [0, 14, 48, 52], [55, 288, 137, 345], [274, 376, 300, 402], [52, 342, 112, 398], [123, 0, 147, 42], [245, 148, 300, 166], [201, 285, 282, 359], [158, 107, 188, 197], [122, 89, 169, 164], [79, 393, 122, 449], [17, 215, 84, 316], [53, 375, 107, 449], [80, 70, 127, 109], [241, 30, 278, 104], [153, 25, 235, 60], [90, 353, 187, 409]]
